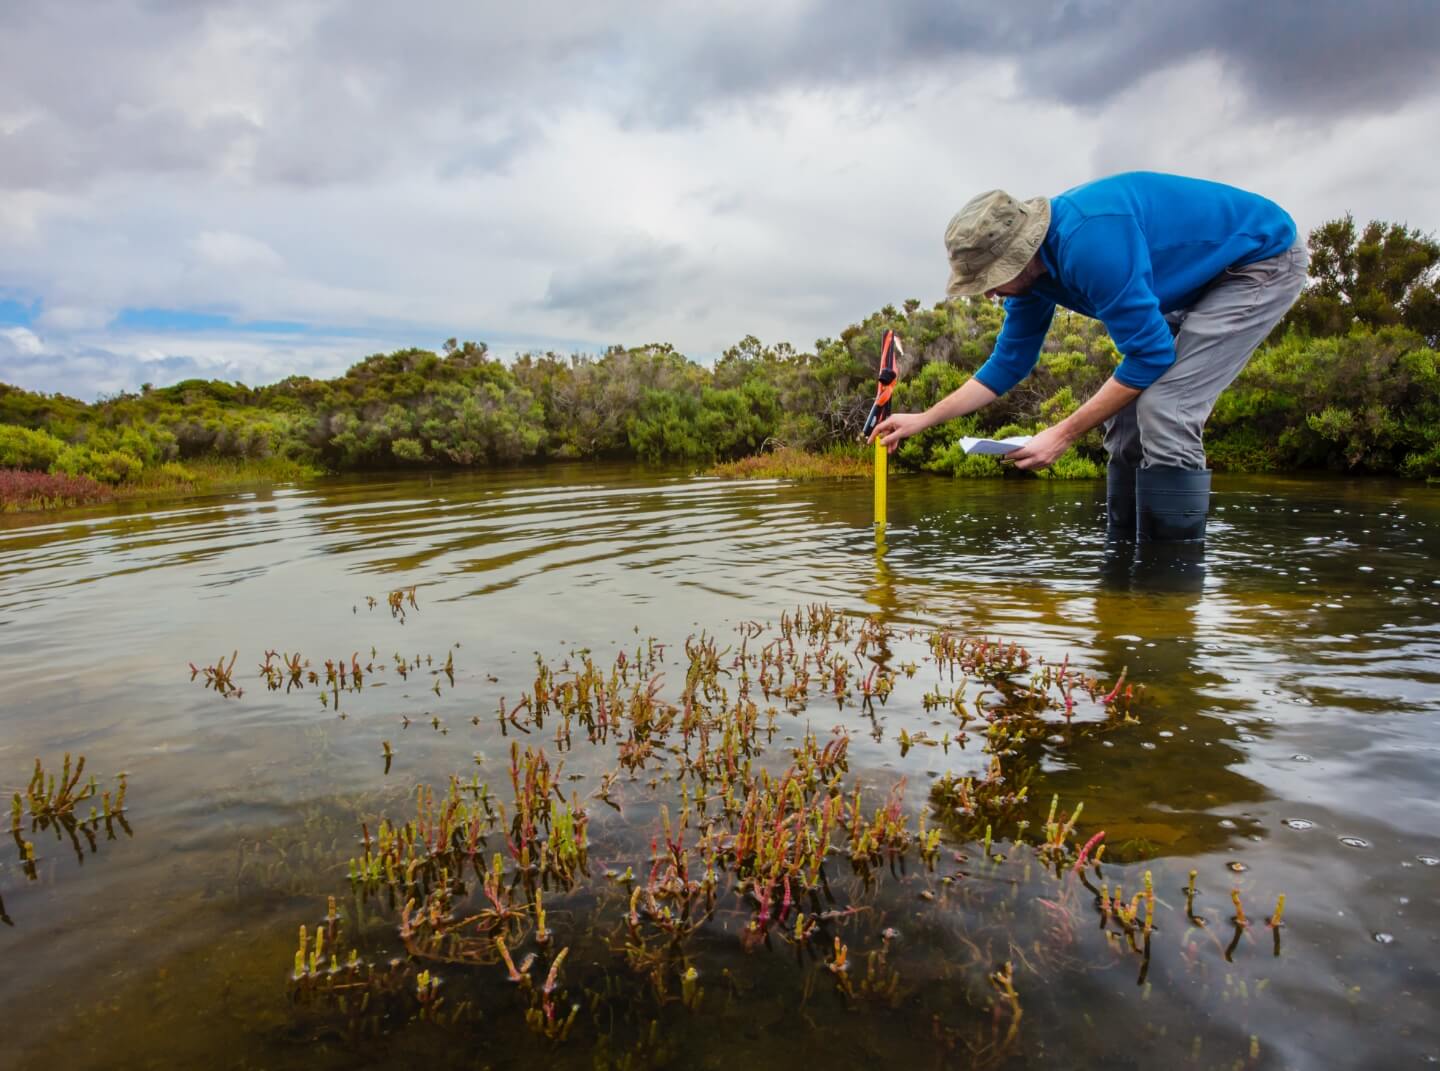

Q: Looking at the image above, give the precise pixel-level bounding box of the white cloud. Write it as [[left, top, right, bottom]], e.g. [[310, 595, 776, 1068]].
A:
[[0, 326, 43, 355], [36, 304, 113, 332], [191, 230, 284, 269]]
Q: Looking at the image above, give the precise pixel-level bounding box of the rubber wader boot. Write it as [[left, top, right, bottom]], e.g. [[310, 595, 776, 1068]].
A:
[[1136, 466, 1211, 543], [1106, 461, 1138, 541]]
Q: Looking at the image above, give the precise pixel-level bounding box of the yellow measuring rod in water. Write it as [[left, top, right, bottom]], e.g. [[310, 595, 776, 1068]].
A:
[[874, 440, 887, 527], [860, 330, 902, 530]]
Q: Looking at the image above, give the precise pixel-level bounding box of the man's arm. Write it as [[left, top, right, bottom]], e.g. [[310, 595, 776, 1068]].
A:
[[1006, 376, 1139, 470], [870, 376, 997, 452], [870, 291, 1054, 451], [971, 293, 1057, 395]]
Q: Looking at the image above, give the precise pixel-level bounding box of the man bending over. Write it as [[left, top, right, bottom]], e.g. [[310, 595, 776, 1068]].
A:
[[870, 171, 1307, 542]]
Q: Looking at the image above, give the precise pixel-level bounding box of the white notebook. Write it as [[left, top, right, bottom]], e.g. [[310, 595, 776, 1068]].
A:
[[957, 435, 1032, 456]]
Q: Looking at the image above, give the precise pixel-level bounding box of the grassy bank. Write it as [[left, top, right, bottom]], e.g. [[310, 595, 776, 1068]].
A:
[[708, 445, 874, 480], [1, 455, 323, 514]]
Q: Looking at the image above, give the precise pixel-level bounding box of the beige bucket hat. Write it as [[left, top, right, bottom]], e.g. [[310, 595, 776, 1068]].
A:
[[943, 190, 1051, 297]]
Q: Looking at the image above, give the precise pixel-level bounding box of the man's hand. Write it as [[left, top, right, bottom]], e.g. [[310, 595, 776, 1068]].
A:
[[869, 412, 932, 453], [867, 378, 1000, 453], [1006, 377, 1143, 470], [1005, 424, 1076, 471]]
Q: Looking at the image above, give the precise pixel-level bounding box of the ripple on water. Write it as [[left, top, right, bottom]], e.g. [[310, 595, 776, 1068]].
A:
[[1338, 836, 1371, 849], [1373, 932, 1396, 945], [1227, 861, 1248, 872], [1282, 818, 1315, 830]]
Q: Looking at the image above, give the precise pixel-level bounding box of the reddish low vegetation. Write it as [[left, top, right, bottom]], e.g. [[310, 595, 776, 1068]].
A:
[[0, 468, 113, 512]]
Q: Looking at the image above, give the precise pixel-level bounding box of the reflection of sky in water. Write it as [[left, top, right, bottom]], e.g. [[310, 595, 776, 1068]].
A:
[[0, 466, 1437, 1068]]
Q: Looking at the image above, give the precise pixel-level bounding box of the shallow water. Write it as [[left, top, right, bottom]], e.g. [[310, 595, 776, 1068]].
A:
[[2, 465, 1438, 1069]]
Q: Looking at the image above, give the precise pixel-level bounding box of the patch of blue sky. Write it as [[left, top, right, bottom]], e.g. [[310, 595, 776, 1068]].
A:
[[0, 298, 39, 326], [110, 307, 317, 334]]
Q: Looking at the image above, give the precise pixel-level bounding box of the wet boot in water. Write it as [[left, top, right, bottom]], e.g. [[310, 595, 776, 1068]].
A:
[[1106, 461, 1138, 541], [1136, 465, 1211, 543]]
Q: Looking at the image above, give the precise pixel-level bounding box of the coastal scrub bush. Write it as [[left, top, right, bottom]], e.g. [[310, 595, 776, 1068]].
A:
[[391, 437, 426, 462], [50, 445, 144, 484], [1035, 452, 1104, 479], [626, 389, 706, 462], [0, 425, 66, 470], [925, 442, 1005, 478], [1210, 326, 1439, 474]]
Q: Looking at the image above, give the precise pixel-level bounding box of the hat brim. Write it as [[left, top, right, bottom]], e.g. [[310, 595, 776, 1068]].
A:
[[945, 197, 1052, 298]]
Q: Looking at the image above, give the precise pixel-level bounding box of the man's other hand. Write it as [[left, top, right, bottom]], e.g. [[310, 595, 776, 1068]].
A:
[[1006, 424, 1076, 471]]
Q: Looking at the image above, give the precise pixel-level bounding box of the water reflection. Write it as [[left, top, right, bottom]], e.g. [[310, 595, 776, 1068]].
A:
[[864, 527, 897, 618]]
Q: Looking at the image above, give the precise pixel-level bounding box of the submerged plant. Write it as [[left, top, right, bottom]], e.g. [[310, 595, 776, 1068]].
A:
[[386, 585, 419, 623], [6, 756, 134, 915], [189, 651, 240, 697], [265, 603, 1284, 1062]]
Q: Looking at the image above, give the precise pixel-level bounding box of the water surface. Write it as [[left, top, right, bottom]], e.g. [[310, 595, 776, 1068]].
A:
[[2, 465, 1437, 1069]]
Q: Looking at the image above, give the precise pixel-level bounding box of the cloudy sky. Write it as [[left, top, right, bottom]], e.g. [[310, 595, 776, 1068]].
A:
[[2, 1, 1438, 398]]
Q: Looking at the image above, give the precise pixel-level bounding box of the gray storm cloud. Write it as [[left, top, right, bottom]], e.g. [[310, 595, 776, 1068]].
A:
[[542, 241, 701, 331], [5, 0, 1436, 194]]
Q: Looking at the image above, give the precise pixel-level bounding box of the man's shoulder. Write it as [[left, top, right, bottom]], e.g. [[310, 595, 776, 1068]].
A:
[[1054, 171, 1165, 218], [1059, 170, 1195, 198], [1047, 192, 1131, 251], [1060, 170, 1270, 213]]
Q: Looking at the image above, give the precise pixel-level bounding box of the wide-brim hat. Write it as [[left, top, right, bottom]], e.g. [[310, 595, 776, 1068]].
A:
[[944, 190, 1051, 297]]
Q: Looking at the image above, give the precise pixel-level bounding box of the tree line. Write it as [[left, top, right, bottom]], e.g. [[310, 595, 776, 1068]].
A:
[[2, 214, 1438, 488]]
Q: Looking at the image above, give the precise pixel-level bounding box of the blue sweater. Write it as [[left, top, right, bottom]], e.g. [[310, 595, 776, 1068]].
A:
[[973, 172, 1297, 394]]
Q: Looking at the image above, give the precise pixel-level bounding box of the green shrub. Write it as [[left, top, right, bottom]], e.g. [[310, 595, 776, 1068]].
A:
[[923, 438, 1005, 478], [1401, 443, 1440, 479], [626, 389, 707, 462], [0, 424, 66, 470], [1035, 451, 1102, 479], [391, 437, 426, 462], [1039, 386, 1078, 423], [156, 461, 197, 482], [1039, 351, 1088, 377], [50, 445, 144, 485], [1205, 427, 1280, 472], [1214, 327, 1439, 473]]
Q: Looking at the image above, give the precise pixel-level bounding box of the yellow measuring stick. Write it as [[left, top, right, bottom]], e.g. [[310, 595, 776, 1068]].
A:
[[874, 440, 887, 528], [862, 329, 901, 532]]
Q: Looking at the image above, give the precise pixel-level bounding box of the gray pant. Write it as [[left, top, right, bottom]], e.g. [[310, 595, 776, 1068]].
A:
[[1104, 240, 1309, 470]]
